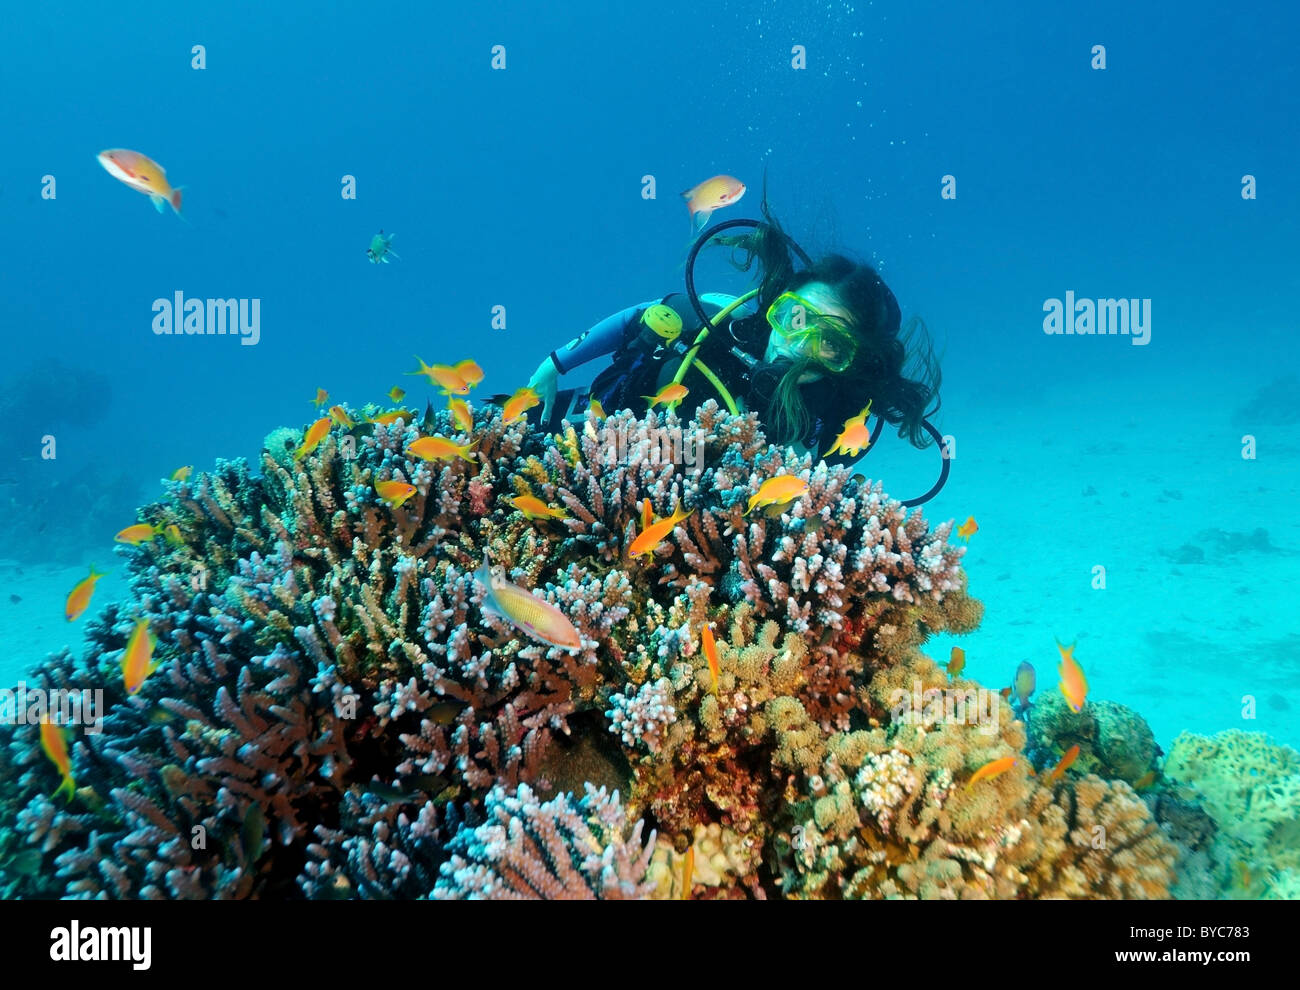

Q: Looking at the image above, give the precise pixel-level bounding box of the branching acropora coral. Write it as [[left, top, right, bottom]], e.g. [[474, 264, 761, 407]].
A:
[[0, 400, 1177, 898]]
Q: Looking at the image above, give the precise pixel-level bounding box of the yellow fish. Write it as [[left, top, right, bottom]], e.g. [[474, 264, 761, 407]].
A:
[[375, 479, 417, 508], [170, 465, 193, 482], [680, 844, 695, 900], [310, 388, 330, 408], [743, 475, 808, 516], [956, 516, 978, 541], [588, 398, 606, 418], [701, 622, 721, 695], [408, 356, 470, 395], [509, 495, 567, 521], [1057, 640, 1089, 712], [122, 618, 160, 695], [387, 386, 406, 403], [406, 435, 477, 462], [454, 359, 485, 387], [115, 523, 161, 545], [295, 417, 332, 461], [642, 383, 689, 410], [40, 717, 77, 803], [329, 405, 356, 429], [502, 387, 540, 423], [96, 148, 183, 215], [476, 554, 582, 652], [161, 524, 185, 547], [627, 502, 693, 558], [65, 566, 107, 621], [448, 398, 474, 432], [367, 408, 416, 426], [965, 755, 1018, 792], [682, 174, 746, 231], [823, 402, 873, 457], [947, 646, 965, 678]]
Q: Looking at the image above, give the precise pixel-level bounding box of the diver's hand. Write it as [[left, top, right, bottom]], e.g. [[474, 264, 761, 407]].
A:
[[527, 355, 560, 424]]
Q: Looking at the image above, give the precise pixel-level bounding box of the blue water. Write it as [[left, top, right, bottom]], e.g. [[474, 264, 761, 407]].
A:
[[1, 0, 1298, 877]]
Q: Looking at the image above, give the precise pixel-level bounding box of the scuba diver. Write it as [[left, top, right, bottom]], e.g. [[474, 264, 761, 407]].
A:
[[524, 200, 949, 506]]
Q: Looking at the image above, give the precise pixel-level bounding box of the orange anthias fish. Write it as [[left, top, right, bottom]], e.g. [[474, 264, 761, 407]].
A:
[[1057, 640, 1089, 712], [122, 618, 160, 695], [682, 174, 746, 231], [375, 479, 417, 509], [965, 755, 1018, 792], [701, 622, 721, 695], [509, 495, 567, 521], [642, 383, 689, 410], [367, 408, 416, 426], [406, 435, 477, 462], [295, 417, 332, 461], [743, 475, 809, 516], [956, 516, 978, 542], [947, 646, 965, 678], [1046, 744, 1081, 783], [329, 405, 356, 429], [823, 402, 873, 458], [387, 386, 406, 403], [448, 397, 474, 432], [115, 523, 161, 545], [454, 359, 485, 387], [628, 502, 693, 558], [65, 566, 107, 621], [170, 465, 193, 482], [39, 717, 76, 803], [408, 356, 470, 395], [1134, 769, 1160, 791], [476, 554, 582, 653], [96, 149, 183, 215], [502, 387, 541, 423], [310, 388, 330, 408]]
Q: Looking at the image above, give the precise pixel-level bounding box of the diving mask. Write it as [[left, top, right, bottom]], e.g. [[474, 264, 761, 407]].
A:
[[764, 291, 858, 372]]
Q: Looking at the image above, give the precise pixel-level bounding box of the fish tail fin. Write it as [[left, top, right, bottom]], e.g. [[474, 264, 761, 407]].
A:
[[475, 554, 500, 617], [171, 187, 184, 215], [53, 773, 76, 804]]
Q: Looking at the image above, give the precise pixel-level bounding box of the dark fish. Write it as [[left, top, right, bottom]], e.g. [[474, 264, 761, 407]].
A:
[[8, 595, 19, 604], [241, 803, 267, 863], [428, 701, 466, 726]]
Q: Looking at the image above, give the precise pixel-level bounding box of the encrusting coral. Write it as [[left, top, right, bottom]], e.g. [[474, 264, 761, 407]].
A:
[[1161, 729, 1300, 899], [0, 400, 1180, 898]]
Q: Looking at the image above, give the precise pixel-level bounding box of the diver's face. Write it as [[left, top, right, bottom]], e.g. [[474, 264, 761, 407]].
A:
[[764, 282, 853, 381]]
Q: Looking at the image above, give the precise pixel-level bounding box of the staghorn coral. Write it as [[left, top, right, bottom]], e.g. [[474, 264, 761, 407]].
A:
[[432, 783, 655, 899], [0, 400, 1180, 899]]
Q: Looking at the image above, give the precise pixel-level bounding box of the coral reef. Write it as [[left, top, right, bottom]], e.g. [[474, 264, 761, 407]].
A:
[[1026, 693, 1159, 785], [1162, 729, 1300, 899], [0, 401, 1181, 898]]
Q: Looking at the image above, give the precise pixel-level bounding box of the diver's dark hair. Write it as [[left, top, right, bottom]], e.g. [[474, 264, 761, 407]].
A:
[[716, 190, 942, 449]]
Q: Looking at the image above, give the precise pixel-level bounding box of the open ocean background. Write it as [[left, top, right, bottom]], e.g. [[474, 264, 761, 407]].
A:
[[1, 0, 1297, 756]]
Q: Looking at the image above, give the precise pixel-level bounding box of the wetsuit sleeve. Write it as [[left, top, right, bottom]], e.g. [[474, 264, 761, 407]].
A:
[[550, 301, 658, 374]]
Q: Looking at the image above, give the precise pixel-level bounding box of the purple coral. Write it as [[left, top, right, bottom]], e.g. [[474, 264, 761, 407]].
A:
[[433, 783, 656, 900]]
